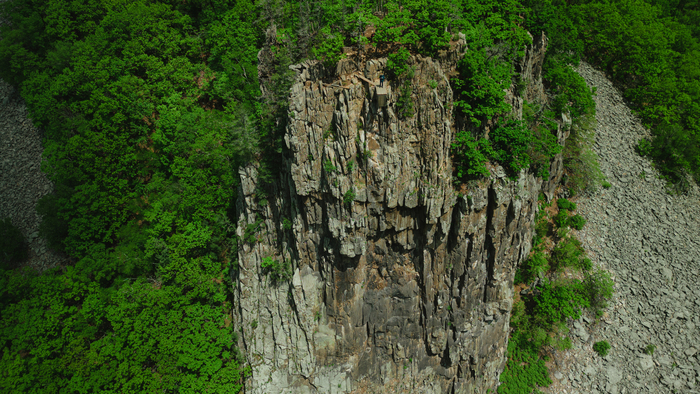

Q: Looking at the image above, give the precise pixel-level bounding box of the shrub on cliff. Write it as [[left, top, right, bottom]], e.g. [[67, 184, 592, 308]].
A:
[[568, 214, 586, 230], [261, 256, 292, 283], [583, 269, 614, 314], [550, 236, 588, 271], [556, 198, 577, 211], [534, 279, 590, 326], [451, 132, 492, 179]]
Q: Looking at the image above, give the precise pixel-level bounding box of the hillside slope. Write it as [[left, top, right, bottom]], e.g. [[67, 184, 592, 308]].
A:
[[542, 62, 700, 394]]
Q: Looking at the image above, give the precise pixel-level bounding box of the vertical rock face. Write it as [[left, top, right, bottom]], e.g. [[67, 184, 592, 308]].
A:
[[233, 33, 565, 393]]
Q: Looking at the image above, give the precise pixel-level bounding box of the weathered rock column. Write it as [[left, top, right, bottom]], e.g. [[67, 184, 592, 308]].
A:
[[233, 33, 566, 394]]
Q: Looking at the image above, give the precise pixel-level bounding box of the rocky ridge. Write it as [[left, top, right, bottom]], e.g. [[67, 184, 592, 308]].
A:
[[542, 62, 700, 394], [232, 33, 570, 393], [0, 79, 67, 271]]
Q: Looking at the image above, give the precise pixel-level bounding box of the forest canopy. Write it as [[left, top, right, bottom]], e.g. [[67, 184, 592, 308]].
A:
[[0, 0, 697, 392]]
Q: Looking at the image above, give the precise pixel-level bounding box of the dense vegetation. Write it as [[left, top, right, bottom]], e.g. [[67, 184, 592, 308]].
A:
[[501, 196, 613, 393], [523, 0, 700, 194], [0, 0, 693, 391]]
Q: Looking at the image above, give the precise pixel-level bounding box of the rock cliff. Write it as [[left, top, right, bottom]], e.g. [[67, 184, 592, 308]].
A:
[[232, 32, 568, 393]]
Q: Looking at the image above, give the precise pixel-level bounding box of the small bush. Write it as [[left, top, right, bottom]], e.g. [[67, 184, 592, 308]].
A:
[[343, 189, 356, 204], [244, 218, 263, 244], [636, 139, 653, 157], [557, 198, 577, 211], [578, 257, 592, 271], [554, 210, 569, 228], [282, 217, 292, 230], [324, 160, 337, 174], [534, 279, 590, 327], [551, 236, 586, 271], [556, 336, 573, 351], [568, 214, 586, 230], [347, 160, 355, 173], [452, 132, 492, 179], [519, 250, 549, 284], [644, 344, 656, 355], [386, 47, 412, 80], [428, 79, 438, 89], [583, 269, 614, 313], [593, 340, 610, 357], [602, 181, 612, 189], [490, 120, 534, 178], [0, 218, 28, 269], [396, 81, 415, 118], [261, 256, 292, 283]]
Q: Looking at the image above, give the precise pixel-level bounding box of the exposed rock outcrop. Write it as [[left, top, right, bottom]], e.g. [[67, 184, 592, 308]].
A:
[[232, 32, 568, 393], [0, 79, 67, 272]]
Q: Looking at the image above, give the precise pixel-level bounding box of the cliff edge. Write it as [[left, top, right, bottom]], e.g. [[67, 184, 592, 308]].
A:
[[232, 32, 567, 393]]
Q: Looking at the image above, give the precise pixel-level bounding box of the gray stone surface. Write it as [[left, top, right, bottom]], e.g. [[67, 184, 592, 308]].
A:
[[541, 62, 700, 393], [0, 79, 67, 271]]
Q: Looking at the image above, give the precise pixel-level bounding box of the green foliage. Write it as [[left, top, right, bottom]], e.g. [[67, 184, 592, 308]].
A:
[[540, 54, 603, 195], [555, 336, 572, 351], [550, 236, 588, 271], [396, 81, 415, 119], [533, 0, 700, 192], [452, 5, 532, 128], [453, 118, 560, 181], [261, 256, 292, 283], [498, 352, 551, 394], [324, 160, 338, 174], [371, 0, 455, 56], [282, 217, 292, 230], [453, 34, 513, 127], [244, 218, 263, 245], [451, 132, 492, 179], [554, 210, 569, 229], [568, 214, 586, 230], [347, 160, 355, 173], [515, 250, 549, 285], [499, 300, 552, 394], [593, 340, 611, 357], [428, 79, 438, 89], [312, 25, 346, 69], [0, 266, 246, 392], [602, 181, 612, 189], [386, 47, 412, 80], [490, 120, 534, 178], [386, 48, 415, 119], [529, 118, 563, 179], [636, 138, 654, 157], [0, 1, 254, 388], [644, 344, 656, 355], [583, 269, 614, 313], [343, 189, 356, 204], [534, 280, 590, 326], [0, 218, 28, 270], [557, 198, 577, 211], [543, 55, 596, 125]]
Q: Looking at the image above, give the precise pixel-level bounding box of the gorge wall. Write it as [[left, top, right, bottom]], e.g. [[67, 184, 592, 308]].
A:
[[232, 32, 567, 393]]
